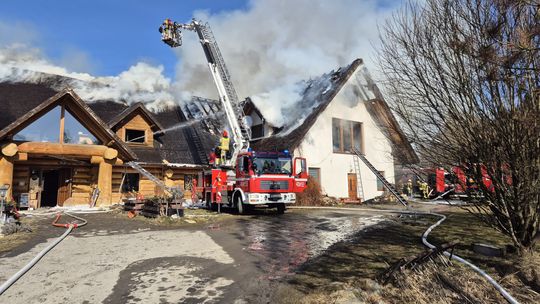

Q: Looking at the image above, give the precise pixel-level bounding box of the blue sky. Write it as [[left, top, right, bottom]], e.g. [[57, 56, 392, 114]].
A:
[[0, 0, 249, 78]]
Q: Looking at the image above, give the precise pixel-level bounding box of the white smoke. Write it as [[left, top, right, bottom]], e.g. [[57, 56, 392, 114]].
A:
[[174, 0, 397, 127], [0, 0, 397, 124], [0, 33, 177, 110]]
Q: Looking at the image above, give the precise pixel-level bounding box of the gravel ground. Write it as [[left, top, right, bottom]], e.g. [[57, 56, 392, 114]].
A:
[[0, 208, 386, 303]]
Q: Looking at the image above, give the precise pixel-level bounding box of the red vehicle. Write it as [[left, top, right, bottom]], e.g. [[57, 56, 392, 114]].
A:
[[159, 19, 310, 213], [197, 151, 308, 214], [429, 165, 495, 198]]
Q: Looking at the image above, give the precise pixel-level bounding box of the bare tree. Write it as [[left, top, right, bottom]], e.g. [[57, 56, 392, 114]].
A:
[[379, 0, 540, 252]]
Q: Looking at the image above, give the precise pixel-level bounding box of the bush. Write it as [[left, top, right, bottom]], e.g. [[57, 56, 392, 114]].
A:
[[296, 177, 324, 206]]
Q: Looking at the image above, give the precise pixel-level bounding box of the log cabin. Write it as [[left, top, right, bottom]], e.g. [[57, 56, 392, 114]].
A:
[[0, 82, 218, 208]]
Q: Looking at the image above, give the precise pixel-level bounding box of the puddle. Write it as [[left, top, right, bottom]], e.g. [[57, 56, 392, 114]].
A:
[[238, 211, 384, 280]]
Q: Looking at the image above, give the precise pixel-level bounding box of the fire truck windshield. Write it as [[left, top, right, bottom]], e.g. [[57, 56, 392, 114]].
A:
[[253, 157, 292, 175]]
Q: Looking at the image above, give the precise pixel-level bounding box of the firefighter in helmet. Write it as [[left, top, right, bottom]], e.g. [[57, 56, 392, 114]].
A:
[[406, 179, 413, 198], [219, 130, 230, 165]]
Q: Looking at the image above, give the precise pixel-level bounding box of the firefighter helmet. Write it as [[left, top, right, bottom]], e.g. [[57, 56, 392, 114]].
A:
[[222, 130, 228, 137]]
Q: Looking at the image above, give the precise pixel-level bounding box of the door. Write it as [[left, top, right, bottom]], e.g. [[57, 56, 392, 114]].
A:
[[57, 168, 72, 206], [41, 170, 59, 207], [348, 173, 357, 199]]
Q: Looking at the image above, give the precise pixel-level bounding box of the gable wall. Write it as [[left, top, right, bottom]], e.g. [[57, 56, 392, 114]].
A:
[[116, 113, 154, 147], [295, 69, 395, 201]]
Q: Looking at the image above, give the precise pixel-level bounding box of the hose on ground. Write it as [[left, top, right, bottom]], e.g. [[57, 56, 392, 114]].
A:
[[0, 212, 86, 296], [289, 206, 520, 304], [422, 212, 520, 304]]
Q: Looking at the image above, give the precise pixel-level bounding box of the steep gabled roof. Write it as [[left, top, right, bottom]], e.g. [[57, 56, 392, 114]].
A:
[[0, 87, 137, 160], [248, 58, 418, 164], [251, 59, 363, 151], [0, 82, 58, 130], [0, 80, 218, 166], [107, 102, 165, 132]]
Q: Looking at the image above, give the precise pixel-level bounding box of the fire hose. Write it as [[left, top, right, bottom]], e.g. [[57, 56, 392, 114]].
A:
[[0, 212, 87, 296], [290, 206, 520, 304]]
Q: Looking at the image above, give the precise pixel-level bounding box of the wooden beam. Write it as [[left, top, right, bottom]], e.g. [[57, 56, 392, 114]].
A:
[[18, 142, 108, 157], [103, 148, 118, 160], [97, 159, 114, 206], [0, 157, 14, 200], [59, 105, 65, 143], [90, 156, 104, 164], [16, 152, 28, 161], [1, 143, 18, 157]]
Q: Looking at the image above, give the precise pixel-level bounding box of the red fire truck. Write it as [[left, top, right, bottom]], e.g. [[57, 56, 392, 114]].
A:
[[428, 165, 495, 198], [160, 19, 308, 213], [198, 151, 308, 214]]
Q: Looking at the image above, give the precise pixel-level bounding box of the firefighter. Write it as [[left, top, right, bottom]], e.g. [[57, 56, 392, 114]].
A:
[[219, 130, 230, 165], [423, 182, 430, 199], [418, 181, 429, 199], [209, 148, 217, 167], [406, 179, 413, 198], [212, 175, 223, 211]]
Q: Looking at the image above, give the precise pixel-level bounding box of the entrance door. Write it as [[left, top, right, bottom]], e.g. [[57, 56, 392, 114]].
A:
[[41, 170, 60, 207], [57, 168, 72, 206], [348, 173, 358, 199]]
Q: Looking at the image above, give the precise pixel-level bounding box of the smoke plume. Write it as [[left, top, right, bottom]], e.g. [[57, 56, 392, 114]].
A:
[[175, 0, 396, 127], [0, 0, 397, 126]]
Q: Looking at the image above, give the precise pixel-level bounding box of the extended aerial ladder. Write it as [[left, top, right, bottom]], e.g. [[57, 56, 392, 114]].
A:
[[160, 19, 251, 167]]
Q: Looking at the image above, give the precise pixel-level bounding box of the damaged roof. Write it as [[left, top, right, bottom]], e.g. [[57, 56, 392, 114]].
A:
[[250, 59, 363, 150], [0, 80, 217, 166], [249, 58, 418, 164]]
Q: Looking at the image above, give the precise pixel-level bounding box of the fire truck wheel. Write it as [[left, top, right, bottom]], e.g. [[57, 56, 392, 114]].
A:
[[276, 203, 286, 214], [235, 195, 244, 214]]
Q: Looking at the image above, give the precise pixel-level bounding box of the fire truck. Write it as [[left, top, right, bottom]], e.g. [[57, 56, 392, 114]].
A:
[[427, 165, 495, 199], [160, 19, 308, 213]]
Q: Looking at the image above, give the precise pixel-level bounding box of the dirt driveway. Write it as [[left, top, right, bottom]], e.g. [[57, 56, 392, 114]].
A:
[[0, 208, 385, 303]]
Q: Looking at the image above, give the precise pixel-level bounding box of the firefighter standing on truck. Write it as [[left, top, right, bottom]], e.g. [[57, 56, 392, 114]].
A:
[[219, 130, 230, 165]]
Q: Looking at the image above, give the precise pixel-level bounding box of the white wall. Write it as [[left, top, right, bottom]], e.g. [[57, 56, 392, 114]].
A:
[[294, 69, 395, 201]]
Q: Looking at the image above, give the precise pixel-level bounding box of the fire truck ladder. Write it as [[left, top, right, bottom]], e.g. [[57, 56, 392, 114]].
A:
[[351, 149, 408, 207], [352, 155, 365, 201], [126, 162, 183, 197], [162, 18, 251, 166], [195, 22, 252, 147]]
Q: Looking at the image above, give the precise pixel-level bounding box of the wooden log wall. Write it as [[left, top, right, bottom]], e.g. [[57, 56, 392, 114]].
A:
[[68, 166, 97, 205], [12, 165, 29, 201]]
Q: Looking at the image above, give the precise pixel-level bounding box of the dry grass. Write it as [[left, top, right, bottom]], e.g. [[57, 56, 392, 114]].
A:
[[113, 207, 232, 227], [0, 217, 37, 254], [276, 210, 540, 303]]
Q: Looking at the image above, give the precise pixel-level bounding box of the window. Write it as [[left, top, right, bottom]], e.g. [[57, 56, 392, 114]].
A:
[[332, 118, 362, 153], [242, 157, 250, 173], [14, 105, 101, 145], [64, 110, 100, 144], [308, 167, 321, 185], [251, 124, 264, 138], [122, 173, 140, 192], [377, 171, 385, 191], [125, 129, 145, 143], [14, 106, 61, 142]]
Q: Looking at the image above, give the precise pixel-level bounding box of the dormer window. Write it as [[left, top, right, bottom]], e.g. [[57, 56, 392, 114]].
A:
[[125, 129, 145, 143]]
